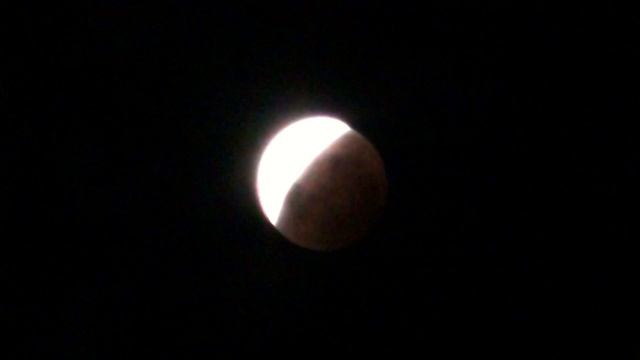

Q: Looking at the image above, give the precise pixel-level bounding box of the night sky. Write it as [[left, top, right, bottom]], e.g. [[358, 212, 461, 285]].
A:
[[8, 3, 638, 357]]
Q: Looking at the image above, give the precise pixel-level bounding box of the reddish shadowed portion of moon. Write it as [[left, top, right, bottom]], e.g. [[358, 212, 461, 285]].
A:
[[275, 130, 387, 251]]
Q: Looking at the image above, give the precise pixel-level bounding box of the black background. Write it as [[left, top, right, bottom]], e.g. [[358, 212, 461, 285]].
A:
[[7, 3, 639, 357]]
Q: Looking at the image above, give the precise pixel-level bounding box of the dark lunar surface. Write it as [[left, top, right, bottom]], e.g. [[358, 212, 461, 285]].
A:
[[277, 130, 387, 251], [7, 3, 639, 358]]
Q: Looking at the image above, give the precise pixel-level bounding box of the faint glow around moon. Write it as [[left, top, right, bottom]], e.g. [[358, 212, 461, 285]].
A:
[[256, 116, 351, 225]]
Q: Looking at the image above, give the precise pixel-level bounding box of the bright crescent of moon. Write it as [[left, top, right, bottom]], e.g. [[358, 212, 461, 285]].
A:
[[256, 116, 352, 225]]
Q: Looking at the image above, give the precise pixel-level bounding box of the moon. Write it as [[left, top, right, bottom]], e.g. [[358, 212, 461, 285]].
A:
[[256, 115, 387, 251]]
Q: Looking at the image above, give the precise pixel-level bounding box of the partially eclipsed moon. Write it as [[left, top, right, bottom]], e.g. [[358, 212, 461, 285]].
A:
[[256, 115, 386, 251]]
